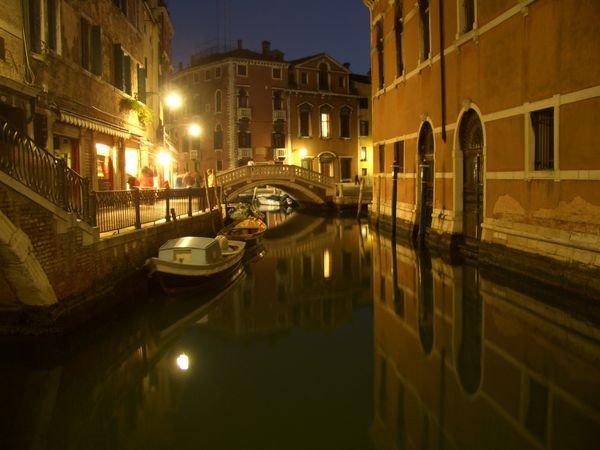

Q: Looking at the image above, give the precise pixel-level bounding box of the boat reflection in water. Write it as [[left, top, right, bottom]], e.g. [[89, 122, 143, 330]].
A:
[[370, 233, 600, 450]]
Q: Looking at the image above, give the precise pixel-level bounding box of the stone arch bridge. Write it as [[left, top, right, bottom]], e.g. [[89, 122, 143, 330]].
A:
[[217, 165, 336, 205]]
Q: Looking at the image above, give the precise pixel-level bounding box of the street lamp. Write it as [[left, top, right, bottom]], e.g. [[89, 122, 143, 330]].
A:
[[188, 123, 202, 137], [164, 92, 183, 110]]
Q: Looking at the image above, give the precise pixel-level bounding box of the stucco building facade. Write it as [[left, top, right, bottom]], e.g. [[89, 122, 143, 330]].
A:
[[363, 0, 600, 285], [169, 40, 373, 185]]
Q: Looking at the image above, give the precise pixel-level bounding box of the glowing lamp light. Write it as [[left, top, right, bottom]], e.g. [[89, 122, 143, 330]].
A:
[[165, 92, 182, 109], [176, 353, 189, 371], [323, 249, 331, 280], [299, 147, 307, 158], [157, 150, 171, 166], [188, 124, 202, 137]]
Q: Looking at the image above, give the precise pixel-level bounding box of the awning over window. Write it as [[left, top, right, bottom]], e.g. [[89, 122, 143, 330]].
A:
[[59, 110, 131, 139]]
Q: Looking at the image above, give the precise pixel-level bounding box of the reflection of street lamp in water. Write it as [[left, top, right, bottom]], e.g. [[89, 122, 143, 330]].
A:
[[176, 353, 189, 371]]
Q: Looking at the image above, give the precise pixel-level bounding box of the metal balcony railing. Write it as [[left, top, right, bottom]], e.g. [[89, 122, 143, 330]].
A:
[[0, 122, 93, 225]]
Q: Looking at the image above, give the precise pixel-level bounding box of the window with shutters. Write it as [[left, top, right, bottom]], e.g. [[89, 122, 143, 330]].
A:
[[113, 44, 132, 95], [81, 18, 102, 76], [137, 65, 146, 102], [26, 0, 61, 54]]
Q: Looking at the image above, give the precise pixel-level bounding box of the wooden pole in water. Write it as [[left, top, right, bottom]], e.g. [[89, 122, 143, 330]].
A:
[[212, 167, 224, 229], [356, 177, 365, 220], [204, 172, 215, 234]]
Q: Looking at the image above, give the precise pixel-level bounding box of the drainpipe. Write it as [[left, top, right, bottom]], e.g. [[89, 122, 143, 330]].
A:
[[439, 0, 447, 142], [391, 160, 399, 238]]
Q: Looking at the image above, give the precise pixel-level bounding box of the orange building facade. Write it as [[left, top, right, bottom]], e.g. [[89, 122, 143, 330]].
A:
[[169, 41, 372, 185], [363, 0, 600, 280]]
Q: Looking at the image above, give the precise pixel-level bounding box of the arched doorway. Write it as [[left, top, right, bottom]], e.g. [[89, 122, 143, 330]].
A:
[[417, 122, 434, 236], [459, 110, 484, 241], [318, 151, 336, 178]]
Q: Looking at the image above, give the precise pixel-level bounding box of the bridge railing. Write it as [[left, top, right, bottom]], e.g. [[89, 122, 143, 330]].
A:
[[0, 122, 93, 224], [217, 164, 335, 188]]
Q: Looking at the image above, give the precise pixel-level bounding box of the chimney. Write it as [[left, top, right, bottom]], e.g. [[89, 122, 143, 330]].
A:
[[237, 39, 243, 49], [343, 62, 351, 70], [262, 40, 271, 55]]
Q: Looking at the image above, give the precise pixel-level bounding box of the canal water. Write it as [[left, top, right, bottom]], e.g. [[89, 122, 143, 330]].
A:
[[1, 212, 599, 450]]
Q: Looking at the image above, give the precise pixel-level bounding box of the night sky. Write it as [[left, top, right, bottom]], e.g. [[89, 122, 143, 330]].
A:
[[167, 0, 372, 75]]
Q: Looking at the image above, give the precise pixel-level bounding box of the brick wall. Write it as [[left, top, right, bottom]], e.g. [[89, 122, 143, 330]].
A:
[[0, 181, 218, 305]]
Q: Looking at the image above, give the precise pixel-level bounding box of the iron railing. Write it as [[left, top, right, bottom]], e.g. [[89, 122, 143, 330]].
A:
[[0, 122, 93, 224], [95, 187, 220, 234]]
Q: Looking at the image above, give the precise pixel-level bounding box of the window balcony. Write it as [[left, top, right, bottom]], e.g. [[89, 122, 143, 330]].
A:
[[238, 147, 253, 159], [237, 107, 252, 120], [273, 109, 286, 121]]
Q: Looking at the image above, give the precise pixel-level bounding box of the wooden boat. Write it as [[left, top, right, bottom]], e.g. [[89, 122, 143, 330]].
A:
[[256, 194, 283, 206], [145, 235, 246, 293], [218, 216, 267, 246]]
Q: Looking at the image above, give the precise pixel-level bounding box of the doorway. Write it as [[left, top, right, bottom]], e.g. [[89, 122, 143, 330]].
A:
[[417, 122, 434, 236], [459, 110, 484, 241]]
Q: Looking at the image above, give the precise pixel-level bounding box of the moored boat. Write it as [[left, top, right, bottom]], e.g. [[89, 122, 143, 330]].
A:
[[218, 216, 267, 246], [145, 235, 246, 294]]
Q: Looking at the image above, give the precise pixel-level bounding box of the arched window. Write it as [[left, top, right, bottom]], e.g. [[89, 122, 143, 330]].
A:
[[320, 105, 332, 138], [340, 106, 351, 138], [318, 63, 329, 90]]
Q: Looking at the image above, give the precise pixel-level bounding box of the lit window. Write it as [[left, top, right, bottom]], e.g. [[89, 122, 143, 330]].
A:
[[320, 107, 331, 138], [360, 147, 367, 161]]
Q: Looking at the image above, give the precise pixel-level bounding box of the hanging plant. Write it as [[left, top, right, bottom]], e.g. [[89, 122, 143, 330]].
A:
[[120, 98, 153, 125]]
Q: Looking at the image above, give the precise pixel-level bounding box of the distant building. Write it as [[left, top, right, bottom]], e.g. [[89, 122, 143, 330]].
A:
[[0, 0, 173, 190], [169, 40, 373, 183], [363, 0, 600, 272]]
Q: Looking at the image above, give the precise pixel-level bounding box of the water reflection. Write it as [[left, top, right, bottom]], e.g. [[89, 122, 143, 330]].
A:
[[0, 214, 375, 450], [372, 233, 600, 450]]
